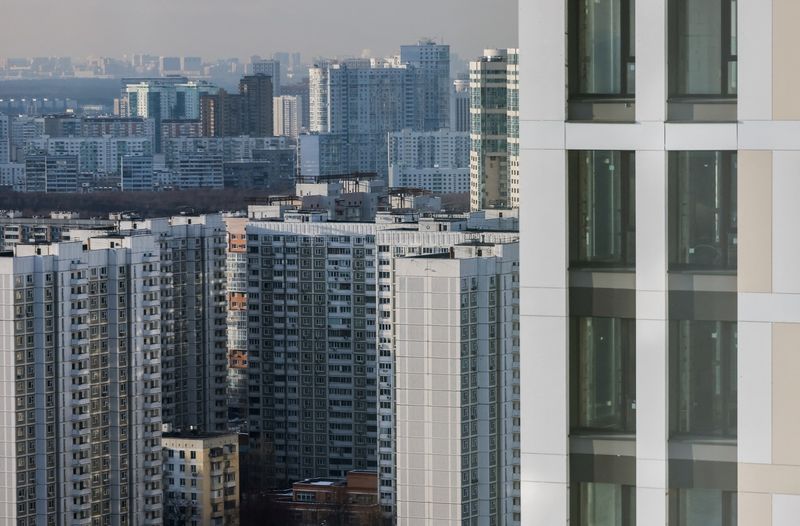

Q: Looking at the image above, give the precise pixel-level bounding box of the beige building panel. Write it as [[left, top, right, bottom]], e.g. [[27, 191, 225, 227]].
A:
[[773, 0, 800, 119], [739, 463, 800, 495], [738, 492, 772, 526], [738, 150, 773, 293], [772, 323, 800, 465]]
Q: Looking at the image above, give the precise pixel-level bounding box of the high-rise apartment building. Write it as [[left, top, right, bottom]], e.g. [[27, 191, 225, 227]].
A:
[[119, 216, 229, 433], [26, 136, 152, 176], [373, 223, 520, 522], [298, 133, 347, 178], [122, 78, 218, 151], [0, 113, 10, 164], [520, 1, 796, 525], [24, 154, 79, 192], [200, 89, 243, 138], [388, 128, 470, 193], [309, 60, 417, 179], [0, 237, 164, 526], [450, 79, 471, 133], [393, 241, 520, 526], [273, 95, 303, 139], [0, 162, 25, 190], [239, 75, 274, 137], [469, 49, 519, 211], [243, 221, 379, 488], [223, 217, 249, 425], [400, 40, 451, 131], [119, 155, 154, 191], [251, 59, 281, 96]]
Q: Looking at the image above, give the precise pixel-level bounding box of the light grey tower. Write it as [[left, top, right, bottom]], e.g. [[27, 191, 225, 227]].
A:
[[401, 40, 451, 131]]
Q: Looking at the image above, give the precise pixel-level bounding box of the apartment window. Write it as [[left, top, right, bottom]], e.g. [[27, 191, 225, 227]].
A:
[[571, 317, 636, 433], [569, 151, 636, 268], [669, 488, 737, 526], [669, 320, 737, 438], [571, 482, 635, 526], [668, 0, 737, 120], [668, 151, 737, 271], [568, 0, 635, 120]]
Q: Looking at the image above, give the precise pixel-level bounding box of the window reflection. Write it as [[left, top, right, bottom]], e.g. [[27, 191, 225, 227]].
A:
[[571, 317, 636, 433], [669, 488, 737, 526], [570, 151, 636, 268], [669, 151, 737, 271], [572, 482, 636, 526], [669, 0, 737, 97], [670, 320, 737, 438], [571, 0, 636, 97]]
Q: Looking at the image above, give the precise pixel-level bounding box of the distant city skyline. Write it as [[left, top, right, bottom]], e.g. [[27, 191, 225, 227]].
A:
[[1, 0, 518, 61]]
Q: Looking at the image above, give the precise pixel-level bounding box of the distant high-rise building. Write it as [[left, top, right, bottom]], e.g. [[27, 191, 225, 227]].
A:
[[388, 128, 470, 193], [182, 56, 203, 74], [26, 136, 152, 176], [469, 49, 519, 210], [119, 155, 154, 191], [160, 56, 182, 75], [81, 116, 156, 143], [0, 162, 24, 190], [239, 75, 274, 137], [173, 151, 224, 188], [160, 119, 203, 148], [24, 154, 79, 192], [450, 78, 470, 133], [298, 133, 347, 178], [0, 114, 9, 164], [41, 113, 81, 137], [281, 79, 311, 131], [309, 60, 417, 179], [0, 237, 164, 526], [251, 59, 281, 96], [200, 88, 243, 138], [122, 77, 218, 151], [400, 40, 451, 131], [273, 95, 303, 138]]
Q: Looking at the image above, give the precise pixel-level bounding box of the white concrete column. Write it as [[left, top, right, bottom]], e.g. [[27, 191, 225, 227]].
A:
[[636, 149, 669, 526]]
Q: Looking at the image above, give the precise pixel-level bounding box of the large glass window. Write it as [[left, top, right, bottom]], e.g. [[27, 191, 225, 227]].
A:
[[668, 151, 737, 271], [669, 488, 737, 526], [571, 317, 636, 433], [669, 0, 736, 97], [568, 0, 635, 120], [570, 151, 636, 268], [669, 320, 737, 438], [571, 482, 636, 526], [571, 0, 635, 96]]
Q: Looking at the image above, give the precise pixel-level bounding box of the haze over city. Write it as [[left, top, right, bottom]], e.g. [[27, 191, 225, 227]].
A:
[[1, 0, 518, 59]]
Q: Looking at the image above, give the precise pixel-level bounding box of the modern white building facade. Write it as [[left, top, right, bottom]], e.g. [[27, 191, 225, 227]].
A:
[[393, 241, 520, 526], [521, 1, 798, 525]]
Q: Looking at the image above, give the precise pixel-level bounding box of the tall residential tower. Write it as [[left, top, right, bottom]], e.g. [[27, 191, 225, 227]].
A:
[[521, 1, 796, 525]]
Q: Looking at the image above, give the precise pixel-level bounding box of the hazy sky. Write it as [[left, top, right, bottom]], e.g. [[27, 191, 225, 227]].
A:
[[2, 0, 518, 61]]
